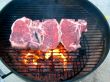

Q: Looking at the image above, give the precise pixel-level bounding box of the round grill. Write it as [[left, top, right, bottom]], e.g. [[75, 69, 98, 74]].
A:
[[0, 0, 110, 82]]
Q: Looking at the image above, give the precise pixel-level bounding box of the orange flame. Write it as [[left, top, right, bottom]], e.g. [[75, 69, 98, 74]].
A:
[[21, 52, 39, 65], [20, 43, 68, 71], [45, 48, 67, 70]]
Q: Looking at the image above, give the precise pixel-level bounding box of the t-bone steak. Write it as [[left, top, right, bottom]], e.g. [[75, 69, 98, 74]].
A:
[[40, 19, 60, 52], [60, 19, 87, 51], [9, 17, 87, 52], [9, 17, 40, 49]]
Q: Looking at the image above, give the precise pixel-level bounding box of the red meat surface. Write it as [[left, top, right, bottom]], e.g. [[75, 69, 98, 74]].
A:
[[9, 17, 40, 49], [40, 19, 60, 52], [9, 17, 87, 52], [60, 19, 87, 51]]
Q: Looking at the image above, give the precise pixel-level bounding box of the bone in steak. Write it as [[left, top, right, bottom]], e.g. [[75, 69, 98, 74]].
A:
[[60, 19, 87, 51], [9, 17, 40, 49], [9, 17, 87, 52], [40, 19, 60, 52]]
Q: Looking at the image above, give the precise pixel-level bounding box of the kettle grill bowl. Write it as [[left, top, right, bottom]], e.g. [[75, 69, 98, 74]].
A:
[[0, 0, 110, 82]]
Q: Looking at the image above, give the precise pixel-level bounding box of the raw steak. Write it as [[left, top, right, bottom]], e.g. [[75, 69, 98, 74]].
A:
[[28, 20, 42, 48], [40, 19, 60, 52], [78, 19, 88, 32], [9, 17, 40, 49], [9, 17, 87, 52], [60, 19, 87, 51]]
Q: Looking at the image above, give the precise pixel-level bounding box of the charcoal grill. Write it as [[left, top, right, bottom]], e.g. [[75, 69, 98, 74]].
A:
[[0, 0, 110, 82]]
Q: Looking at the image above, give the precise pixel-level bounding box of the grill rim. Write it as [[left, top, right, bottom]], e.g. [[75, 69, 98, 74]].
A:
[[0, 0, 110, 82]]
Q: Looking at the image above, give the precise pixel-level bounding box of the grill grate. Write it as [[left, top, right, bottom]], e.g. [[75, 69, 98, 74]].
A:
[[0, 34, 104, 81]]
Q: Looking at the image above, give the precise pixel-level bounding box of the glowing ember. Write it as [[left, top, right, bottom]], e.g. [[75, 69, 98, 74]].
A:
[[21, 52, 40, 65], [20, 43, 68, 71], [45, 48, 67, 70]]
